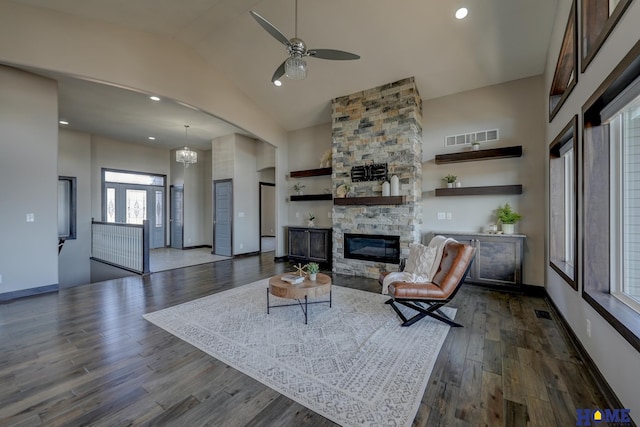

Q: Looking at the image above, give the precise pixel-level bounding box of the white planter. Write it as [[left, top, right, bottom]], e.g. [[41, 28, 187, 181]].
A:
[[447, 183, 454, 188], [307, 220, 315, 227], [501, 223, 515, 235], [309, 273, 317, 281]]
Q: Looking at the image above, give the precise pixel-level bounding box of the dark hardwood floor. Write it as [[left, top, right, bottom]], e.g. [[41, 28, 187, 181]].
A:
[[0, 254, 611, 426]]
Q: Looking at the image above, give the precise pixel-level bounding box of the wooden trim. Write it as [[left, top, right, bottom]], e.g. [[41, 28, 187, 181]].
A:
[[581, 0, 632, 73], [290, 194, 333, 201], [434, 146, 522, 164], [549, 0, 578, 121], [290, 167, 332, 178], [549, 260, 576, 290], [0, 284, 59, 302], [233, 251, 260, 258], [545, 293, 632, 412], [333, 196, 408, 206], [182, 245, 212, 250], [435, 185, 522, 197]]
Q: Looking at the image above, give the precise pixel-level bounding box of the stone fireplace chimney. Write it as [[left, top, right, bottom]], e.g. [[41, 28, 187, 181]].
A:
[[332, 77, 423, 278]]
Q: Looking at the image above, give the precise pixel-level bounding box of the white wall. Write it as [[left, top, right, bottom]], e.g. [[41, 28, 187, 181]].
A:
[[170, 147, 207, 247], [544, 0, 640, 414], [233, 135, 260, 254], [90, 135, 170, 220], [0, 66, 58, 295], [287, 123, 333, 228], [58, 129, 92, 287], [421, 76, 545, 286], [203, 150, 213, 246]]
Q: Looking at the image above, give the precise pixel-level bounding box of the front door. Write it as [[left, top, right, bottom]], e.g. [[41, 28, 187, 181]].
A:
[[213, 180, 232, 256], [104, 182, 165, 248]]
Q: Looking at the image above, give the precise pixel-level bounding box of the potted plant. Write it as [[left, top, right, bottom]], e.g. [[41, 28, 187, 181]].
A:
[[471, 141, 481, 151], [307, 262, 320, 281], [293, 182, 305, 195], [496, 203, 522, 234], [443, 174, 457, 188], [307, 212, 316, 227]]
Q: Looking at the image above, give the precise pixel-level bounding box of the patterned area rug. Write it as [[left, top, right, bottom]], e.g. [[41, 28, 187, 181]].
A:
[[143, 279, 455, 427]]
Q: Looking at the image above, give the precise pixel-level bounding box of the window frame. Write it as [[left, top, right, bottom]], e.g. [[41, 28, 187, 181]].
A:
[[582, 39, 640, 353], [549, 0, 578, 122], [58, 176, 77, 240], [549, 116, 578, 290], [581, 0, 632, 73]]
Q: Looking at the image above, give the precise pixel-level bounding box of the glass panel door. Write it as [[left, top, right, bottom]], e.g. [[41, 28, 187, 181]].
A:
[[126, 189, 147, 225]]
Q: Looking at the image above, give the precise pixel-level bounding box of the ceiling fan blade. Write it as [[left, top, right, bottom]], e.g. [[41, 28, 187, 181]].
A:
[[271, 60, 286, 83], [250, 11, 291, 47], [307, 49, 360, 60]]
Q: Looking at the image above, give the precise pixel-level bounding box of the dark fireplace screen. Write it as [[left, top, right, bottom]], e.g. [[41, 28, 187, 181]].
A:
[[344, 233, 400, 264]]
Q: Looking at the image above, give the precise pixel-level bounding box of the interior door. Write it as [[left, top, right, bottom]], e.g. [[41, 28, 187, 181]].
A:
[[170, 185, 184, 249], [214, 180, 232, 256]]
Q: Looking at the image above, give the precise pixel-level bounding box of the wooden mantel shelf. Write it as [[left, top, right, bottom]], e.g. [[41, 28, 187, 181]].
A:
[[290, 167, 332, 178], [435, 145, 522, 164], [435, 185, 522, 196], [334, 196, 408, 206]]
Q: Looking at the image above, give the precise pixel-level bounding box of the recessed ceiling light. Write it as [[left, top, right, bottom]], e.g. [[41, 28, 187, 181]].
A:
[[150, 96, 161, 101], [59, 120, 69, 125], [455, 7, 468, 19], [273, 80, 282, 87], [148, 136, 156, 141]]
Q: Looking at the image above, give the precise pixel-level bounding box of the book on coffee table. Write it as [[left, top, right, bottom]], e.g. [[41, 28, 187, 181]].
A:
[[281, 274, 305, 284]]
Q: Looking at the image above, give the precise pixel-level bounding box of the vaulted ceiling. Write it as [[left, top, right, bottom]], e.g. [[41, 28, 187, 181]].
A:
[[9, 0, 559, 149]]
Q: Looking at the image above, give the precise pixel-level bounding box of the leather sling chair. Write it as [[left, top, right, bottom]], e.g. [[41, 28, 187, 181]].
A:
[[380, 241, 476, 327]]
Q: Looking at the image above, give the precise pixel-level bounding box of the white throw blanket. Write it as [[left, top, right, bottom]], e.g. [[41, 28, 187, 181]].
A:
[[381, 236, 457, 295]]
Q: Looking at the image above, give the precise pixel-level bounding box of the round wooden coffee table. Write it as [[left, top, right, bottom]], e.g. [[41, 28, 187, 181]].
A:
[[267, 273, 332, 324]]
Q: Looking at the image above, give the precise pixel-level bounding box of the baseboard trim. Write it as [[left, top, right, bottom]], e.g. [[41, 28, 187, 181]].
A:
[[274, 256, 288, 263], [545, 292, 631, 419], [234, 251, 260, 258], [522, 284, 546, 297], [182, 245, 212, 250], [0, 283, 59, 303]]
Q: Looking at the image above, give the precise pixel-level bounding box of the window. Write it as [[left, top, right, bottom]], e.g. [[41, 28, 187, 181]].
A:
[[582, 39, 640, 353], [549, 0, 577, 121], [549, 116, 577, 289], [58, 176, 76, 239], [581, 0, 632, 72], [607, 92, 640, 312]]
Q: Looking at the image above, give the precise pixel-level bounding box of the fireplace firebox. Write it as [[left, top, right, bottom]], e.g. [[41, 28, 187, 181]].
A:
[[344, 233, 400, 264]]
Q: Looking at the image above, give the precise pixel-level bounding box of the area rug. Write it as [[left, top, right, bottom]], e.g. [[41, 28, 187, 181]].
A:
[[143, 279, 455, 427]]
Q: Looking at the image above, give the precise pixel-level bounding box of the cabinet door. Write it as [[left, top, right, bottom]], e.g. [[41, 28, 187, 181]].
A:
[[475, 236, 522, 286], [308, 229, 329, 262], [288, 228, 308, 259]]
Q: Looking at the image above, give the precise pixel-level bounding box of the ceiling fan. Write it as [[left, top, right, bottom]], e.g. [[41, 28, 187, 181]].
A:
[[250, 0, 360, 85]]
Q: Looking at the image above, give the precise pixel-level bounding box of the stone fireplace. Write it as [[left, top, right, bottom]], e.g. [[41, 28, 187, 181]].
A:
[[332, 77, 423, 278]]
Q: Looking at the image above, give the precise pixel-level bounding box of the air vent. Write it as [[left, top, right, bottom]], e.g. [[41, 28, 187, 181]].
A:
[[445, 129, 499, 147], [535, 309, 552, 320]]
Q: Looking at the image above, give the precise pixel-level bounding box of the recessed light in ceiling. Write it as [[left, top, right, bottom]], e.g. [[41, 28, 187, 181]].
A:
[[455, 7, 468, 19], [273, 80, 282, 87], [150, 96, 161, 101], [148, 136, 156, 141], [59, 120, 69, 125]]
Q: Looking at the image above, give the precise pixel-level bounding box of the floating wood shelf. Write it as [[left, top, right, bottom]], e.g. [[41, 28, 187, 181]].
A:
[[435, 185, 523, 197], [290, 167, 332, 178], [434, 146, 522, 164], [334, 196, 408, 206], [290, 194, 333, 201]]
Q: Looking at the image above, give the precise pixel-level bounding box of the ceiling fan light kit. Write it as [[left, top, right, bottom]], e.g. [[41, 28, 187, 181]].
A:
[[250, 0, 359, 85]]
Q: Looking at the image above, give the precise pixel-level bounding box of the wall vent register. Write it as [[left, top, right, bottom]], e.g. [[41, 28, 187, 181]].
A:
[[445, 129, 499, 147]]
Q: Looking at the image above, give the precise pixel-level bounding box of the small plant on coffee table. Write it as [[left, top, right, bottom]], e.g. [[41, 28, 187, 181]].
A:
[[307, 262, 320, 281]]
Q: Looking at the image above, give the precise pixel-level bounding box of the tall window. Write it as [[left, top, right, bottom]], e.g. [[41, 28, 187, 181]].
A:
[[607, 91, 640, 311], [582, 39, 640, 353], [549, 117, 577, 289]]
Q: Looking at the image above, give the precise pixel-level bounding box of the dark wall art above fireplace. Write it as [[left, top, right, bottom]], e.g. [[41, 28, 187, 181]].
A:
[[344, 233, 400, 264]]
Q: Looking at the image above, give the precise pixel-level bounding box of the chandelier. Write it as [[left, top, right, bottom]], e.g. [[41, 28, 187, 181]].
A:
[[176, 125, 197, 167]]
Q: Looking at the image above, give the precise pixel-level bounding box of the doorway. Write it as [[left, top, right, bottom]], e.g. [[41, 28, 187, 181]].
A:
[[213, 179, 232, 256], [103, 169, 166, 249], [170, 185, 184, 249], [259, 182, 276, 253]]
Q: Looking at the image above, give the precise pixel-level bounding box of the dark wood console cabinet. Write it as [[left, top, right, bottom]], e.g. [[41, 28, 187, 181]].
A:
[[437, 232, 525, 290], [288, 227, 332, 266]]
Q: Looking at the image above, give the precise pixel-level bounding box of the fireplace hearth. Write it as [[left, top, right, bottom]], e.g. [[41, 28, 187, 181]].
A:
[[344, 233, 400, 264]]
